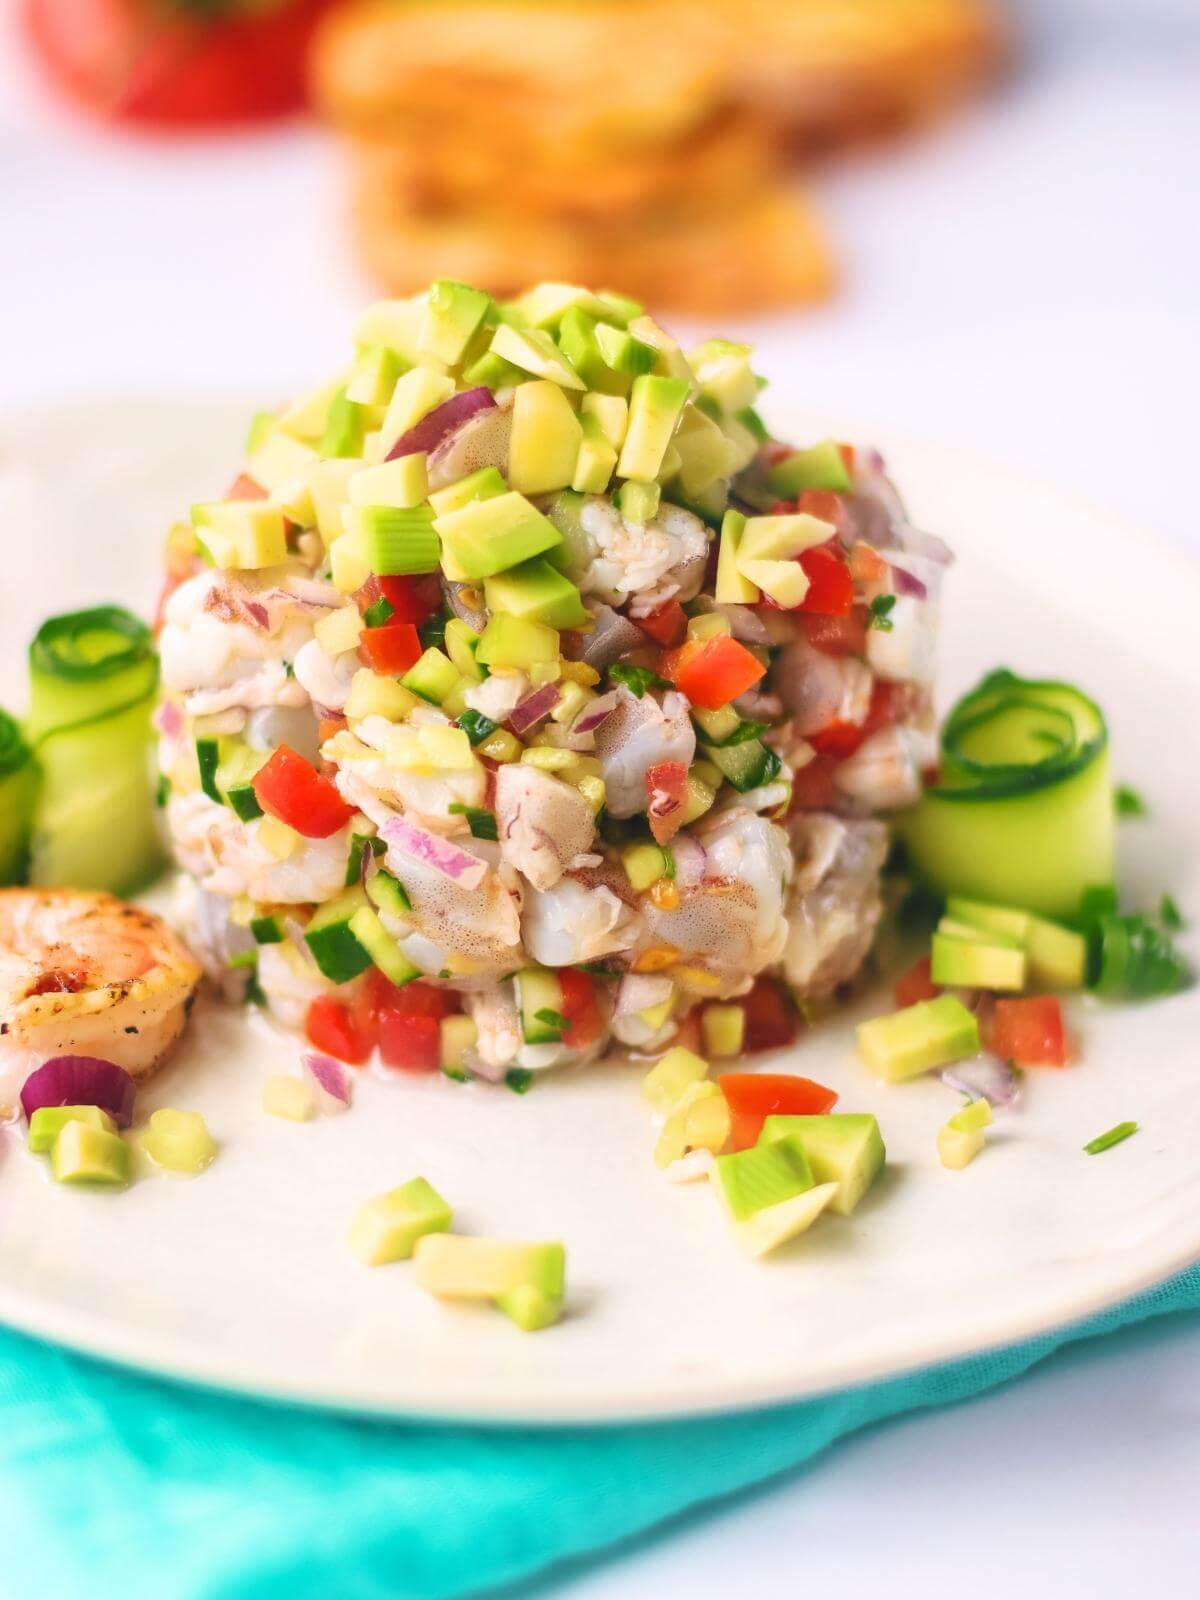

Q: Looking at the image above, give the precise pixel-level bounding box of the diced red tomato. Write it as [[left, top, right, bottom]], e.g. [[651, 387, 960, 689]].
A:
[[797, 545, 854, 616], [988, 996, 1069, 1068], [358, 574, 440, 626], [377, 1012, 441, 1072], [317, 715, 347, 745], [559, 969, 604, 1051], [360, 968, 454, 1022], [894, 956, 940, 1009], [807, 720, 868, 760], [306, 995, 373, 1066], [660, 635, 766, 711], [789, 753, 840, 811], [838, 443, 856, 473], [360, 621, 422, 676], [636, 600, 687, 648], [863, 679, 900, 736], [848, 543, 889, 586], [645, 760, 689, 845], [252, 744, 355, 838], [226, 473, 266, 501], [719, 1072, 839, 1151], [742, 976, 799, 1053], [802, 608, 868, 657]]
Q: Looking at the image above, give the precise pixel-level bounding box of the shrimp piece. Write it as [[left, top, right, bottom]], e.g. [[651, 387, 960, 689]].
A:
[[463, 982, 608, 1081], [522, 873, 638, 968], [0, 888, 201, 1084], [166, 791, 356, 905], [577, 497, 709, 614], [494, 765, 597, 891], [782, 814, 888, 998], [159, 571, 316, 716], [593, 688, 695, 818]]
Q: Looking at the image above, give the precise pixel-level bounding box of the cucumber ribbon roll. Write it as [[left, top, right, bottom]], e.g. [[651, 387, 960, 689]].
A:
[[901, 669, 1114, 919], [0, 710, 36, 885], [26, 606, 166, 896]]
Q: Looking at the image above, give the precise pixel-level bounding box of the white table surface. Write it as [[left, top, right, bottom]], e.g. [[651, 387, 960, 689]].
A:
[[2, 1, 1198, 1595]]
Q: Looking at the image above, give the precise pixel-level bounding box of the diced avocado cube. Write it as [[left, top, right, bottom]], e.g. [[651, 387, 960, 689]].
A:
[[594, 321, 656, 377], [945, 896, 1086, 989], [627, 314, 694, 381], [461, 348, 526, 390], [28, 1104, 117, 1155], [138, 1109, 216, 1175], [930, 932, 1026, 992], [937, 1113, 988, 1169], [739, 511, 835, 563], [739, 558, 810, 610], [419, 280, 491, 366], [428, 466, 507, 517], [571, 415, 618, 495], [307, 458, 363, 544], [440, 1014, 478, 1074], [494, 1285, 563, 1332], [321, 388, 367, 459], [490, 324, 586, 390], [348, 905, 421, 988], [366, 868, 413, 922], [413, 1235, 566, 1300], [671, 405, 741, 499], [262, 1075, 316, 1122], [434, 491, 562, 580], [484, 559, 587, 629], [51, 1121, 130, 1186], [516, 967, 566, 1045], [245, 428, 318, 496], [760, 1113, 886, 1216], [949, 1098, 994, 1133], [614, 478, 661, 525], [937, 916, 1024, 949], [596, 289, 643, 326], [655, 1081, 720, 1168], [713, 1133, 815, 1222], [857, 995, 980, 1082], [378, 366, 456, 458], [345, 669, 420, 723], [347, 1176, 452, 1266], [347, 344, 403, 407], [729, 1182, 839, 1258], [354, 296, 426, 361], [443, 617, 484, 683], [581, 392, 629, 448], [556, 307, 624, 394], [349, 453, 429, 510], [701, 1003, 746, 1060], [511, 282, 611, 329], [766, 439, 852, 498], [245, 410, 276, 452], [401, 646, 461, 705], [191, 501, 288, 570], [277, 375, 348, 442], [508, 380, 583, 495], [689, 338, 760, 415], [475, 613, 559, 669], [616, 376, 690, 482], [304, 887, 373, 984], [642, 1046, 708, 1113], [714, 509, 759, 604]]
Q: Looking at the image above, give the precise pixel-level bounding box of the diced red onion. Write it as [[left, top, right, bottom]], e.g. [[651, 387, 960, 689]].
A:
[[380, 817, 487, 887], [386, 387, 495, 462], [508, 683, 560, 735], [427, 401, 512, 490], [303, 1052, 352, 1111], [153, 701, 184, 739], [889, 564, 928, 600], [941, 1055, 1021, 1108], [571, 691, 619, 736], [21, 1056, 137, 1128], [244, 600, 271, 629], [564, 606, 646, 670]]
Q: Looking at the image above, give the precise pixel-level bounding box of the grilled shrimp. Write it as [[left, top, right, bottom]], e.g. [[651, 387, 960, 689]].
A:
[[782, 814, 888, 997], [0, 888, 201, 1085]]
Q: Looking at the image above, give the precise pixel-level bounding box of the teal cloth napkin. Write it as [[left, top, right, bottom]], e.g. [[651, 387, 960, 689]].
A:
[[2, 1266, 1197, 1600]]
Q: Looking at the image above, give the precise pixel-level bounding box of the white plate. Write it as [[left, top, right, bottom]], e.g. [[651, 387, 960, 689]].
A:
[[1, 399, 1197, 1426]]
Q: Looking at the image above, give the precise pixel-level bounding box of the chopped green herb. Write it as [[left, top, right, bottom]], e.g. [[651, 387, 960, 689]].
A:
[[155, 773, 172, 809], [533, 1007, 569, 1035], [1088, 913, 1188, 998], [363, 597, 395, 629], [1114, 784, 1147, 818], [609, 662, 669, 699], [458, 709, 498, 746], [660, 846, 676, 881], [283, 660, 295, 679], [196, 738, 222, 803], [706, 719, 771, 748], [243, 968, 267, 1008], [1084, 1121, 1139, 1156], [867, 594, 897, 632], [1160, 893, 1184, 931], [442, 1067, 469, 1084], [505, 1068, 534, 1095], [734, 405, 769, 444], [228, 948, 259, 971], [578, 961, 621, 977], [437, 968, 451, 980], [449, 803, 498, 841]]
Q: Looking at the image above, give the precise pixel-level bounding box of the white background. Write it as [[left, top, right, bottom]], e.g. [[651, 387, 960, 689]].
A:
[[1, 1, 1198, 1595]]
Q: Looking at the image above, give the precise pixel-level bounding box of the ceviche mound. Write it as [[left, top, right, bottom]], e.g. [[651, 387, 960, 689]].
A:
[[156, 280, 948, 1082]]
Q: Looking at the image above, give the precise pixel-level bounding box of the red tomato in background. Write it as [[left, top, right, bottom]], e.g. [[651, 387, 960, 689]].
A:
[[988, 997, 1069, 1068], [22, 0, 335, 126], [306, 994, 373, 1066]]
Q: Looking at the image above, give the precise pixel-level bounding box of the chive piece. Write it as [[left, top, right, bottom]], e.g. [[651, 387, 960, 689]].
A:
[[867, 594, 897, 632], [196, 738, 222, 803], [243, 968, 266, 1008], [363, 597, 395, 629], [448, 803, 498, 842], [1084, 1121, 1139, 1155], [458, 710, 498, 747], [505, 1068, 534, 1094], [361, 506, 440, 576], [1114, 784, 1147, 818], [578, 961, 621, 977], [609, 662, 669, 699], [156, 773, 172, 809], [443, 1067, 469, 1084], [660, 846, 676, 882], [710, 719, 771, 748], [533, 1008, 569, 1034], [1160, 893, 1184, 931]]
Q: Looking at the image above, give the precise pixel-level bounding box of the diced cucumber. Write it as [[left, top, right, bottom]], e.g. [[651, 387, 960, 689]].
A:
[[304, 887, 373, 983], [692, 705, 740, 743], [28, 1104, 117, 1155], [348, 906, 421, 987], [344, 831, 385, 888], [250, 912, 286, 945], [701, 739, 780, 793], [413, 1234, 566, 1299], [196, 736, 222, 803], [765, 439, 852, 498], [217, 744, 267, 822], [516, 968, 566, 1045], [930, 932, 1026, 992], [401, 647, 461, 706], [347, 1176, 452, 1265], [51, 1121, 130, 1186]]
